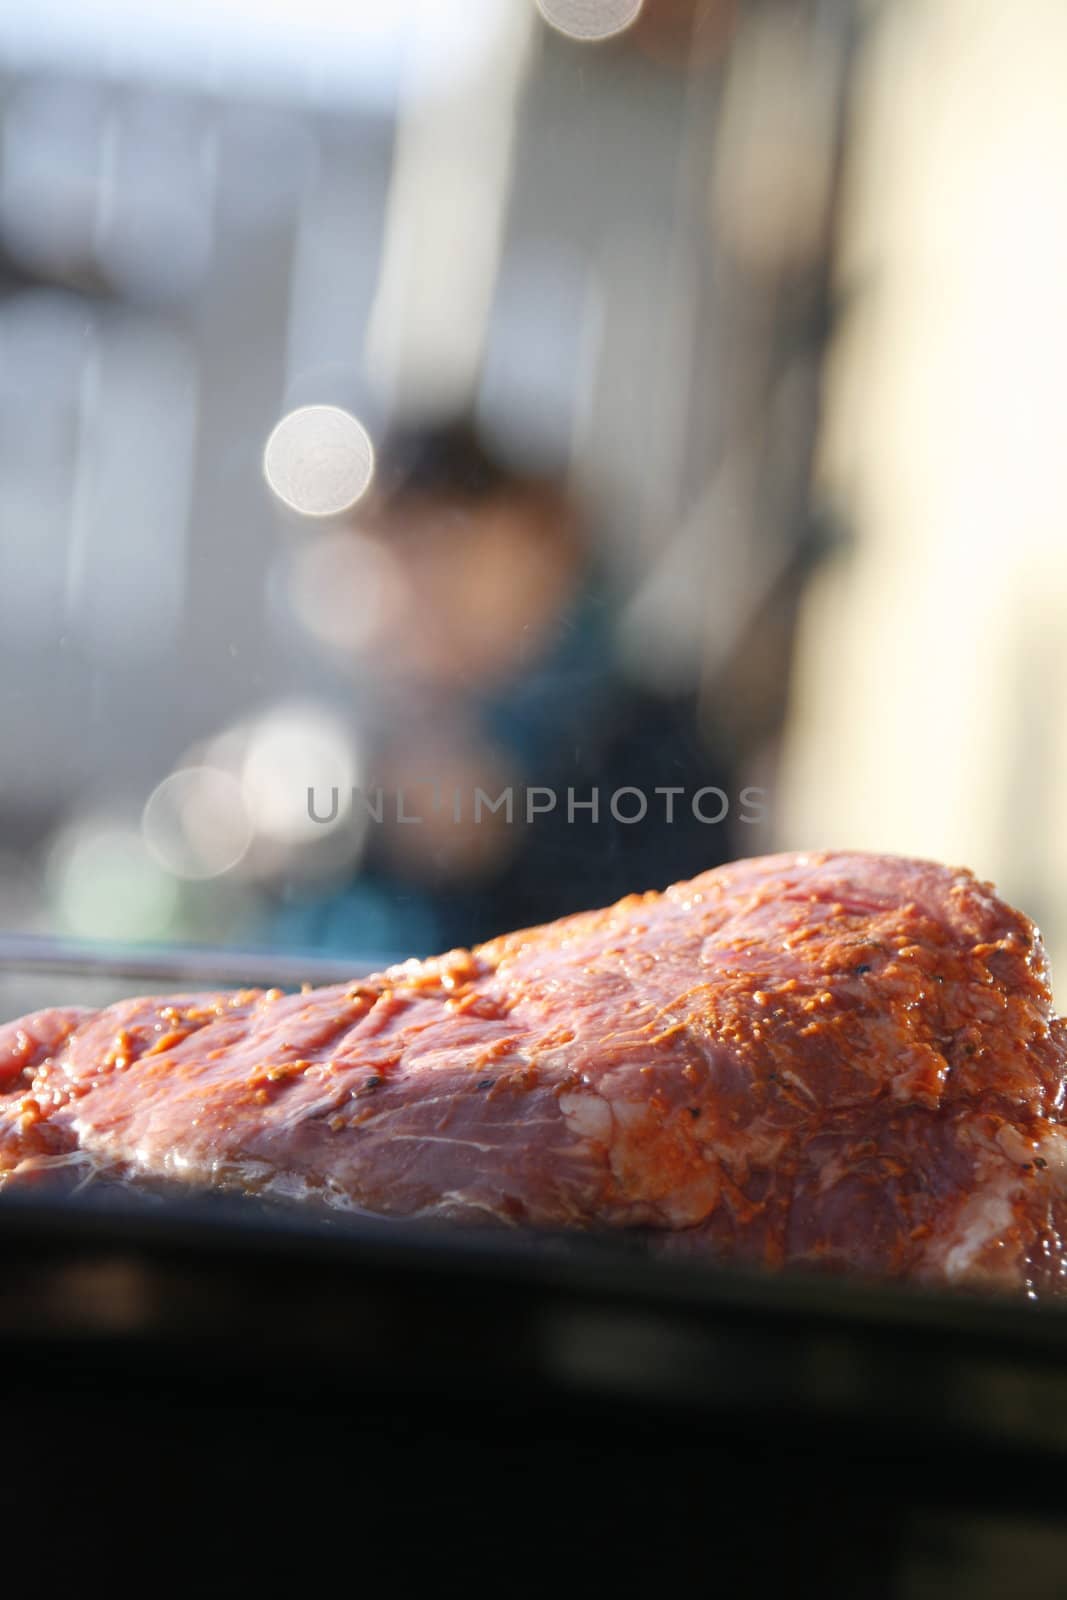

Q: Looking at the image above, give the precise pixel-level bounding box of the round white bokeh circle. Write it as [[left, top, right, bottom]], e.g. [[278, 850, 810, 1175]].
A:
[[535, 0, 643, 43], [263, 404, 375, 518]]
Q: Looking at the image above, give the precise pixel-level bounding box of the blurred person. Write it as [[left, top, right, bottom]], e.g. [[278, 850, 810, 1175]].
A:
[[259, 419, 741, 958]]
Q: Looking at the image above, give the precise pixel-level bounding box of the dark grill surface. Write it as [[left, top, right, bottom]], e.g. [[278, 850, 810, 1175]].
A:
[[5, 1191, 1067, 1594]]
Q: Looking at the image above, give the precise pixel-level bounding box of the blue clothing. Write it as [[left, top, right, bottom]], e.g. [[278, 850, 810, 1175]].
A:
[[252, 583, 734, 960]]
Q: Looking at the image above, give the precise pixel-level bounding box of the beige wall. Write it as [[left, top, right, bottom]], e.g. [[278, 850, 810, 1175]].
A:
[[779, 0, 1067, 975]]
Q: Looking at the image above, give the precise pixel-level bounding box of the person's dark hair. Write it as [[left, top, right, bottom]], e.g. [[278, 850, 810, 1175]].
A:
[[371, 418, 552, 512]]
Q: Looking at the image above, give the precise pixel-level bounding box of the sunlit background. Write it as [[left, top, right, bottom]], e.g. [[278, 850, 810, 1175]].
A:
[[1, 0, 1065, 1015]]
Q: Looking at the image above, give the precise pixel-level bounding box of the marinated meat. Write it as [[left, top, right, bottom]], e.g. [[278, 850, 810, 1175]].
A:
[[3, 851, 1066, 1295]]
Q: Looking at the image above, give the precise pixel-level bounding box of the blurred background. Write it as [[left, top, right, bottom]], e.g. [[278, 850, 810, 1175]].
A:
[[0, 0, 1064, 1010]]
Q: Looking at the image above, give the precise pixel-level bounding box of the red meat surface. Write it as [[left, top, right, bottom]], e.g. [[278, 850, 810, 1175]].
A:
[[3, 851, 1065, 1294]]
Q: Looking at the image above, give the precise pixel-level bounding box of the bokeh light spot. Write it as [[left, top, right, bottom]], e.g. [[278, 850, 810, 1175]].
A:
[[240, 702, 358, 845], [142, 766, 252, 881], [535, 0, 643, 44], [47, 820, 179, 941], [263, 404, 375, 518]]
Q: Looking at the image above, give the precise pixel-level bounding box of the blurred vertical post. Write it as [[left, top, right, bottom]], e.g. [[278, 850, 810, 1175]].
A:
[[365, 3, 537, 419]]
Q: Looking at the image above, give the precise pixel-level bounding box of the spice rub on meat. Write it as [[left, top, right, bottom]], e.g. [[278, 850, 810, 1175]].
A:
[[3, 851, 1066, 1296]]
